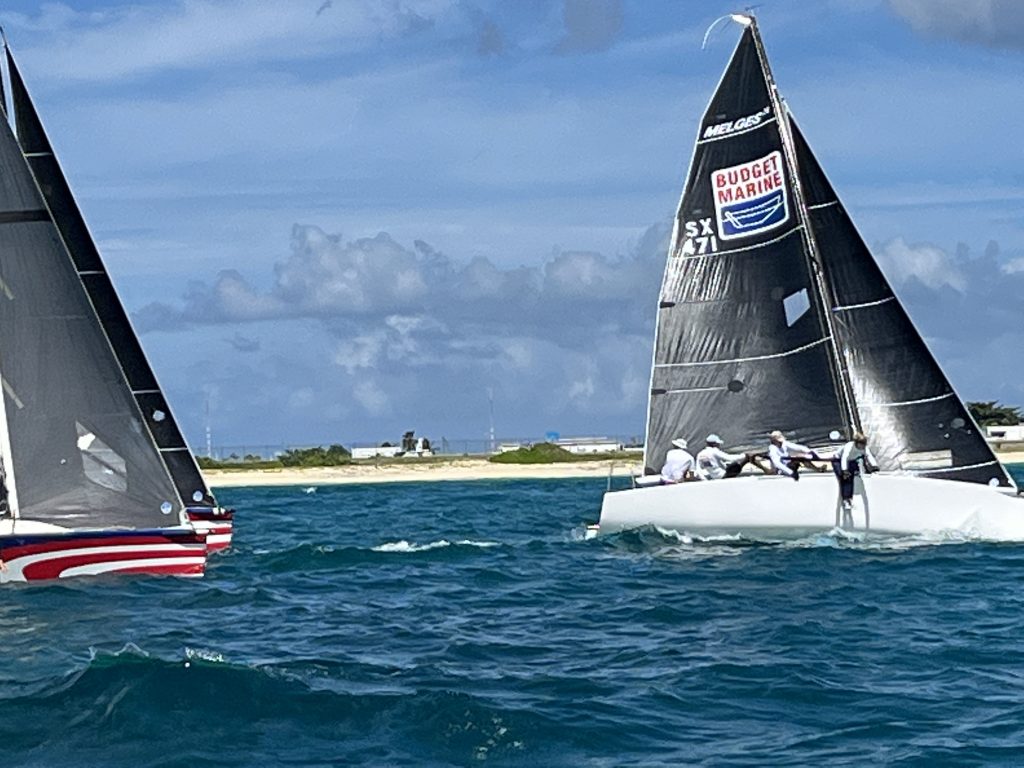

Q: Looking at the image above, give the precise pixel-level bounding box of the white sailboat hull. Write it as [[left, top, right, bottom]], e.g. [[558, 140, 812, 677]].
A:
[[597, 473, 1024, 540]]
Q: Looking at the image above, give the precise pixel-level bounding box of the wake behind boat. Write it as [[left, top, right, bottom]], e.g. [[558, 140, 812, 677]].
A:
[[595, 14, 1024, 540], [0, 40, 233, 580]]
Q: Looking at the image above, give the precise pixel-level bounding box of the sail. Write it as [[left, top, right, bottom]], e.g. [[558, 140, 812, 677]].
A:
[[0, 101, 185, 526], [643, 27, 847, 474], [5, 47, 216, 507], [791, 119, 1014, 487]]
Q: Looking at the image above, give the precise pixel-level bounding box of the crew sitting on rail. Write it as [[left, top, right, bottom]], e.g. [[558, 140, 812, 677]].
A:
[[660, 438, 698, 483], [695, 434, 770, 479], [768, 430, 826, 481]]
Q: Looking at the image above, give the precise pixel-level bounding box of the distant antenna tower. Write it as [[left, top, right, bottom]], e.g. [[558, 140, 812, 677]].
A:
[[204, 394, 212, 458], [487, 387, 495, 453]]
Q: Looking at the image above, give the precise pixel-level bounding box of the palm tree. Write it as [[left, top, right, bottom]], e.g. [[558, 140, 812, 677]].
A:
[[967, 401, 1023, 427]]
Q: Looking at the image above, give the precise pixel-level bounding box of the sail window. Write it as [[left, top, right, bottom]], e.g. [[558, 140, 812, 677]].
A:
[[951, 417, 965, 429], [783, 288, 810, 327], [76, 423, 128, 492], [160, 501, 173, 514], [152, 410, 166, 422], [829, 430, 841, 440], [192, 490, 204, 502], [727, 379, 745, 393]]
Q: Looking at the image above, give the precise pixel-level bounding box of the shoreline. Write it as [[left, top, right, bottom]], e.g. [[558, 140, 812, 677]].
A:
[[203, 452, 1024, 488]]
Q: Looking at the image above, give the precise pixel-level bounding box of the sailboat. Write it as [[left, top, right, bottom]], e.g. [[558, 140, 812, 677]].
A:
[[0, 39, 233, 580], [595, 14, 1024, 539]]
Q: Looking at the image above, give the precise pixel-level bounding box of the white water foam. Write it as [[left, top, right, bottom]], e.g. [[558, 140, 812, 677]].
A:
[[372, 539, 499, 553]]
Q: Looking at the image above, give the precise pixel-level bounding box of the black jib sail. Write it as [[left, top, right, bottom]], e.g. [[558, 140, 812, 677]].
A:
[[791, 119, 1013, 487], [643, 15, 1013, 489], [5, 45, 217, 508], [643, 24, 847, 475]]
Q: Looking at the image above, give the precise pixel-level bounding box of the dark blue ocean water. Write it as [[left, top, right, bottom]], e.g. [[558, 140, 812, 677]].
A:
[[4, 467, 1024, 767]]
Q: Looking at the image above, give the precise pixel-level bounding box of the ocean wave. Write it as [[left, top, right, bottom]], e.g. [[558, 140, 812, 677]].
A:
[[373, 539, 500, 553], [0, 645, 552, 766], [599, 523, 992, 558]]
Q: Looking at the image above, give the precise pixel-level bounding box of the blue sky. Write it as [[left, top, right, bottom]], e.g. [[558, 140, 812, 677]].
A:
[[1, 0, 1022, 450]]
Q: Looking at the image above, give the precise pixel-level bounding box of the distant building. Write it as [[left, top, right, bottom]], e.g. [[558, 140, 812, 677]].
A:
[[554, 437, 622, 455], [986, 425, 1024, 442], [351, 445, 403, 460], [495, 442, 523, 454]]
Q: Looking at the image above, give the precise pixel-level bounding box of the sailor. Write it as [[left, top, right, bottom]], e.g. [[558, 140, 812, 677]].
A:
[[660, 438, 697, 484], [768, 430, 824, 480], [696, 434, 755, 479], [833, 431, 879, 526]]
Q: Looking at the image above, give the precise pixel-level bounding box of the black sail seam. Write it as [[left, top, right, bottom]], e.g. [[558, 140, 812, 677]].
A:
[[697, 115, 778, 145], [654, 336, 831, 368], [0, 209, 48, 224]]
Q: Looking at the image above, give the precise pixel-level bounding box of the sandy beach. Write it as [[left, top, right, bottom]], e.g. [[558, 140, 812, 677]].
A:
[[203, 451, 1024, 488], [203, 457, 642, 488]]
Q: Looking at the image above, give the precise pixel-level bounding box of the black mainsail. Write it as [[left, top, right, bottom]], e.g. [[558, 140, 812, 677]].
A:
[[643, 22, 847, 474], [643, 15, 1013, 489], [4, 45, 217, 509]]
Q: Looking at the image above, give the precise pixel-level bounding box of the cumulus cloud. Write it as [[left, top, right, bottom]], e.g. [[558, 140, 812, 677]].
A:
[[870, 237, 1024, 408], [136, 222, 668, 438], [889, 0, 1024, 49], [876, 237, 967, 291]]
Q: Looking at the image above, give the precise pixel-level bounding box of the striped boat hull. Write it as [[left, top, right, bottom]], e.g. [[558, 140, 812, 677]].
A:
[[186, 508, 234, 553], [0, 529, 207, 582]]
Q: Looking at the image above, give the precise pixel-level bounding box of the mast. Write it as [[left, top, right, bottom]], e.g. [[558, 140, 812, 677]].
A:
[[743, 14, 861, 437]]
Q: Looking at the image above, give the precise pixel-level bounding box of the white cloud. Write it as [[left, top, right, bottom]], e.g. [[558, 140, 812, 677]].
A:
[[3, 0, 461, 82], [876, 237, 967, 292]]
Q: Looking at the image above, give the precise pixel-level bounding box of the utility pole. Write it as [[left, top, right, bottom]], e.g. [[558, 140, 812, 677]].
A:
[[487, 387, 495, 454], [205, 394, 212, 458]]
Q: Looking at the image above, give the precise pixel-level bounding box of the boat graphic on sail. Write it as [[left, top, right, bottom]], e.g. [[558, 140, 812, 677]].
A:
[[594, 13, 1024, 540]]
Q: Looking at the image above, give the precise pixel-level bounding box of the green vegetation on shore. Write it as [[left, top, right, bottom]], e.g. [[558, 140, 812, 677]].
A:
[[488, 442, 633, 464], [198, 444, 351, 470], [967, 401, 1023, 427]]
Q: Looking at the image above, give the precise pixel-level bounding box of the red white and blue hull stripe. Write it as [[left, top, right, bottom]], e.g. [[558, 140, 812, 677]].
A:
[[0, 528, 207, 582], [185, 507, 234, 553]]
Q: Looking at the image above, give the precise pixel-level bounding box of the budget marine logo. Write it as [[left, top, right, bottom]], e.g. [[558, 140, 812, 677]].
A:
[[711, 150, 788, 240]]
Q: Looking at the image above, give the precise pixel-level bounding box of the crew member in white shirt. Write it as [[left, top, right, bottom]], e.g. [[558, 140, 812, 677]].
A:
[[768, 430, 825, 480], [660, 438, 697, 483], [834, 431, 879, 523], [696, 434, 749, 479]]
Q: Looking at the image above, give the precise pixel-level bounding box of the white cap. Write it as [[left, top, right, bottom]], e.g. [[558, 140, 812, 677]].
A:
[[706, 434, 722, 444], [671, 438, 688, 450], [770, 430, 784, 441]]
